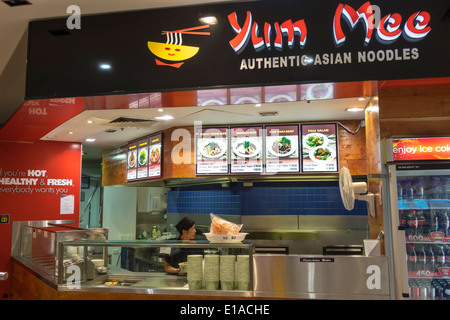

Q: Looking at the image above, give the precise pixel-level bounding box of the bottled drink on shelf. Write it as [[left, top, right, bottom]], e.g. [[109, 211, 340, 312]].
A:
[[427, 246, 435, 272], [442, 177, 450, 199], [436, 245, 446, 272], [416, 210, 426, 235], [417, 246, 427, 271], [399, 210, 406, 228], [407, 210, 419, 236], [404, 181, 414, 200], [408, 245, 417, 272], [413, 180, 424, 199], [430, 210, 440, 233], [445, 245, 450, 268], [439, 210, 450, 237], [397, 181, 403, 200], [430, 177, 444, 199]]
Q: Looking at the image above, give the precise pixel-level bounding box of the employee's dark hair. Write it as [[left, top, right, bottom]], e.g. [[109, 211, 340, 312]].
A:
[[175, 216, 195, 234]]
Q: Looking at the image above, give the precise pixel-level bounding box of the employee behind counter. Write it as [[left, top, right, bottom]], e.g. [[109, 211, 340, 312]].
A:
[[164, 216, 203, 274]]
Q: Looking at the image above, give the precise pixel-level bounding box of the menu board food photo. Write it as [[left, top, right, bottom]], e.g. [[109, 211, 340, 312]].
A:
[[301, 123, 338, 172], [148, 133, 162, 178], [265, 125, 300, 173], [127, 142, 138, 180], [230, 126, 263, 174], [196, 127, 229, 175], [137, 138, 149, 179]]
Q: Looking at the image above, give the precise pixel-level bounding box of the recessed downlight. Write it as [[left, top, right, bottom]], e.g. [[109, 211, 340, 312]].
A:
[[99, 63, 112, 70], [85, 138, 96, 142], [155, 115, 174, 120], [346, 107, 365, 112]]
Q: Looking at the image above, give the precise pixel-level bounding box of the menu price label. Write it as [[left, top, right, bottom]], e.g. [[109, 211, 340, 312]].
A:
[[265, 125, 300, 173], [196, 127, 229, 175], [230, 126, 263, 174], [301, 123, 338, 172], [148, 133, 162, 178], [126, 142, 138, 180]]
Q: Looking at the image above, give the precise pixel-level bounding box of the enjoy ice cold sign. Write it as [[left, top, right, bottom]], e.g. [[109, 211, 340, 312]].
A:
[[392, 137, 450, 161]]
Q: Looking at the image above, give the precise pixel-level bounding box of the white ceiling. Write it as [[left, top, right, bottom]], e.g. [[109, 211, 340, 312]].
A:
[[42, 97, 367, 147]]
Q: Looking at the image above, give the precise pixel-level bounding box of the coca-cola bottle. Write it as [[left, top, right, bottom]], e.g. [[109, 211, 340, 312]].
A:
[[408, 245, 417, 272], [417, 246, 427, 271], [407, 210, 419, 236], [436, 245, 445, 273], [445, 245, 450, 268], [430, 210, 440, 233], [416, 210, 426, 236], [439, 210, 450, 237], [427, 246, 436, 272], [399, 210, 407, 228]]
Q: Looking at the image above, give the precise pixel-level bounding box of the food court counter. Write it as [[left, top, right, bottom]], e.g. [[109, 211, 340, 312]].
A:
[[11, 240, 390, 300]]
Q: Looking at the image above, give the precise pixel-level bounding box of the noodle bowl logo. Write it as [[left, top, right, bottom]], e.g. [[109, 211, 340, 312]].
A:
[[147, 25, 210, 68]]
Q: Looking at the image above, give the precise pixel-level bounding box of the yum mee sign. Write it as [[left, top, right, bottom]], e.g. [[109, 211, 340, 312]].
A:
[[229, 1, 431, 54]]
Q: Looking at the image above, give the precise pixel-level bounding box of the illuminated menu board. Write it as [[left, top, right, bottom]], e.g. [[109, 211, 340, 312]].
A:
[[230, 126, 263, 174], [137, 138, 149, 179], [196, 127, 229, 175], [148, 133, 162, 178], [127, 141, 138, 180], [301, 123, 338, 172], [265, 125, 300, 173], [127, 132, 163, 181]]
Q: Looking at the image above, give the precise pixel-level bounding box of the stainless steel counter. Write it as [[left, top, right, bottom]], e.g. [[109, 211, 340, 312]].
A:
[[253, 254, 390, 300], [14, 253, 390, 299]]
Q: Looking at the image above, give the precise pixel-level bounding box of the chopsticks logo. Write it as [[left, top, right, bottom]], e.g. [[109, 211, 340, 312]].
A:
[[147, 25, 210, 68]]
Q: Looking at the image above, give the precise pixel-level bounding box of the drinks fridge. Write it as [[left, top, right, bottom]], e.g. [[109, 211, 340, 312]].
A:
[[385, 137, 450, 300]]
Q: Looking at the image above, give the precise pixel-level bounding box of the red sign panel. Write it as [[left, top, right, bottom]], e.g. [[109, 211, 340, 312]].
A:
[[392, 137, 450, 161]]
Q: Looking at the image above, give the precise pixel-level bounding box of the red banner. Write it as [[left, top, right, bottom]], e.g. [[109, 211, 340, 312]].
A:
[[392, 137, 450, 161]]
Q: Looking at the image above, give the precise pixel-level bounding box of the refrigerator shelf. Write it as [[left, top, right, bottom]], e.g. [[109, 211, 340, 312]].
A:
[[408, 269, 450, 279], [405, 236, 450, 244], [398, 199, 450, 210]]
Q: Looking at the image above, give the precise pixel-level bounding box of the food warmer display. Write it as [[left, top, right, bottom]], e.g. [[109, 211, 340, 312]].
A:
[[13, 220, 254, 297], [14, 220, 109, 284]]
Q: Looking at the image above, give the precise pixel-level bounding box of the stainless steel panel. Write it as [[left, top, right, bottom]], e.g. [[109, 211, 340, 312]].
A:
[[253, 255, 390, 300]]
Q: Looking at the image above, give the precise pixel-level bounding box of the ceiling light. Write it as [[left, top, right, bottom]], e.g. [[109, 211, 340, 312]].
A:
[[254, 103, 262, 108], [346, 107, 365, 112], [358, 97, 366, 101], [99, 63, 111, 70], [68, 131, 74, 135], [87, 120, 93, 124], [157, 108, 164, 112], [155, 115, 174, 120], [85, 138, 96, 142], [199, 16, 218, 25]]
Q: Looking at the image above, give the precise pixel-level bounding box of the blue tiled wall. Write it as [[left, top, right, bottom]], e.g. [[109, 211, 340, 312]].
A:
[[168, 182, 367, 216]]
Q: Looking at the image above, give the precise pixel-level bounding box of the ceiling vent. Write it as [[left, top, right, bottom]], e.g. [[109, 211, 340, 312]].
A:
[[2, 0, 31, 7], [259, 111, 278, 117], [105, 117, 158, 128]]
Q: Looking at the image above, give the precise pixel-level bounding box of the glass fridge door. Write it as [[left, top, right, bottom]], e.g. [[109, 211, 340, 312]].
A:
[[395, 168, 450, 300]]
